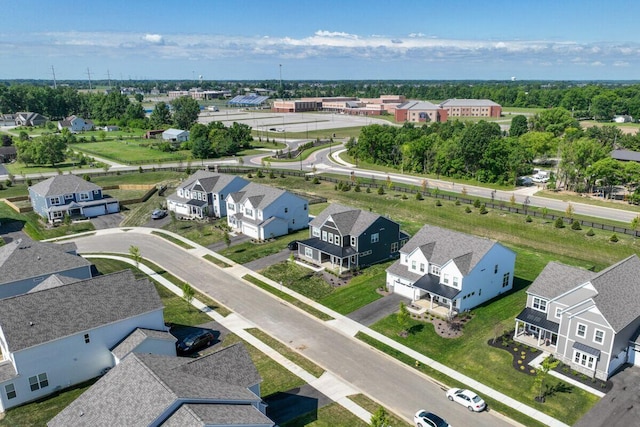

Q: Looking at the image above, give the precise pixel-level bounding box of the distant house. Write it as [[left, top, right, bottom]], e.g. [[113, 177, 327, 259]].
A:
[[167, 170, 249, 219], [28, 174, 120, 223], [0, 270, 173, 412], [57, 115, 94, 133], [102, 125, 119, 132], [0, 114, 16, 127], [226, 182, 309, 240], [0, 237, 92, 299], [386, 225, 516, 315], [0, 146, 17, 163], [611, 149, 640, 163], [515, 255, 640, 380], [613, 115, 633, 123], [14, 112, 48, 127], [144, 129, 164, 139], [297, 204, 409, 274], [48, 343, 273, 427], [162, 128, 189, 142]]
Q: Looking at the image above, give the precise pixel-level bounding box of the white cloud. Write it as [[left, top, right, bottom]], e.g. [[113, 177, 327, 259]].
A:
[[142, 34, 164, 45]]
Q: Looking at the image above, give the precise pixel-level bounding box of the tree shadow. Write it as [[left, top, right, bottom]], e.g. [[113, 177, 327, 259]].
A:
[[544, 381, 574, 398], [408, 324, 425, 335]]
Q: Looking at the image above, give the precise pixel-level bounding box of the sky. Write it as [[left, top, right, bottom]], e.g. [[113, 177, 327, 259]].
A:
[[3, 0, 640, 82]]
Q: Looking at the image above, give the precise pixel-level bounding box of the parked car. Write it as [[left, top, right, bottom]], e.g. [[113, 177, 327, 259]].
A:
[[446, 388, 486, 412], [517, 176, 534, 187], [287, 240, 299, 250], [414, 410, 450, 427], [176, 330, 215, 355], [151, 209, 168, 220]]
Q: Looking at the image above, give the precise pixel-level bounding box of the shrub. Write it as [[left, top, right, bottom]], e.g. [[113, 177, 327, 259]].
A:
[[610, 233, 619, 242], [415, 192, 423, 200], [520, 365, 525, 370], [571, 220, 582, 230], [465, 206, 472, 213], [455, 199, 460, 206], [554, 217, 565, 228], [435, 199, 442, 206], [257, 170, 264, 178], [377, 186, 384, 195], [401, 194, 408, 200], [0, 183, 4, 190], [268, 171, 275, 179], [312, 177, 320, 184], [247, 172, 253, 178], [479, 204, 488, 214], [26, 178, 32, 186], [83, 174, 91, 181], [138, 166, 144, 173], [473, 199, 481, 208], [366, 187, 371, 193], [525, 215, 532, 223], [586, 228, 595, 236]]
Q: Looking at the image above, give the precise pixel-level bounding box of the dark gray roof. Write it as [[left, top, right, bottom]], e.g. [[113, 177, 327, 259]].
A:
[[29, 174, 101, 197], [590, 255, 640, 332], [0, 270, 162, 352], [309, 203, 394, 237], [413, 274, 461, 299], [48, 343, 267, 427], [527, 262, 595, 299], [573, 341, 601, 357], [515, 308, 560, 333], [0, 361, 17, 383], [400, 225, 500, 275], [111, 328, 176, 360], [0, 238, 91, 286], [611, 149, 640, 162], [163, 403, 274, 427], [227, 182, 306, 210], [179, 170, 248, 194], [299, 237, 357, 258], [386, 259, 423, 283], [28, 274, 81, 292]]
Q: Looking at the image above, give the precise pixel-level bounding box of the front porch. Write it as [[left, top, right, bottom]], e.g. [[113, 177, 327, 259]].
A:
[[514, 317, 558, 350], [408, 298, 452, 318]]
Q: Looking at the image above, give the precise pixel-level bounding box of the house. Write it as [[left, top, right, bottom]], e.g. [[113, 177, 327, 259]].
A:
[[14, 112, 48, 127], [0, 270, 173, 412], [48, 343, 273, 427], [0, 146, 17, 163], [57, 115, 94, 133], [145, 129, 164, 139], [297, 204, 410, 274], [162, 128, 190, 143], [613, 115, 633, 123], [226, 182, 309, 240], [0, 114, 16, 127], [102, 125, 119, 132], [28, 174, 120, 223], [514, 255, 640, 380], [0, 237, 92, 299], [166, 170, 249, 219], [386, 225, 516, 316]]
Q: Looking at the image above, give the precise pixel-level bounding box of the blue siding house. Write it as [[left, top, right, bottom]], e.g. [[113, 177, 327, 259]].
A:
[[28, 174, 119, 223]]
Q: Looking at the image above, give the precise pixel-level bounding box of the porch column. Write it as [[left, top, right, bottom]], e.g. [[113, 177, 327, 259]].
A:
[[515, 320, 520, 337], [429, 294, 434, 309]]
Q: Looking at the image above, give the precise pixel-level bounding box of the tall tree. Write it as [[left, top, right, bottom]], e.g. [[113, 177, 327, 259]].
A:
[[171, 96, 200, 130], [509, 114, 529, 137], [149, 102, 171, 128]]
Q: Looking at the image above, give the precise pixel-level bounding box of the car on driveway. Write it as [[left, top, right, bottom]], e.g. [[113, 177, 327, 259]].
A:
[[446, 388, 486, 412], [151, 209, 168, 220], [176, 330, 215, 355], [414, 410, 451, 427]]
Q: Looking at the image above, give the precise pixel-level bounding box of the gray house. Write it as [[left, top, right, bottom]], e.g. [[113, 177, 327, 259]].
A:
[[166, 170, 249, 219], [515, 255, 640, 380], [297, 204, 409, 274], [0, 238, 92, 299], [48, 343, 274, 427], [14, 112, 47, 127], [29, 174, 120, 223]]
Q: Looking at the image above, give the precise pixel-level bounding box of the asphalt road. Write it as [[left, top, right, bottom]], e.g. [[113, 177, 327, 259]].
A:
[[68, 231, 512, 427]]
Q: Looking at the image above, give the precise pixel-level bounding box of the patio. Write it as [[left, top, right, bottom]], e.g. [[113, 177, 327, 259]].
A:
[[409, 298, 451, 318]]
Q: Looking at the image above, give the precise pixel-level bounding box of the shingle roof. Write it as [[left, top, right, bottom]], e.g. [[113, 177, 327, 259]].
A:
[[611, 149, 640, 162], [179, 171, 248, 194], [28, 274, 80, 292], [29, 174, 101, 197], [0, 270, 162, 352], [309, 204, 389, 237], [400, 225, 499, 275], [163, 403, 274, 427], [48, 343, 268, 427], [0, 238, 91, 286], [527, 262, 595, 299], [227, 182, 302, 210], [111, 328, 176, 360]]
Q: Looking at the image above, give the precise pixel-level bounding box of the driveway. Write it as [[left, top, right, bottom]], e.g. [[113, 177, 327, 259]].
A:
[[243, 248, 292, 271], [574, 364, 640, 427], [89, 213, 124, 229], [265, 384, 332, 425], [207, 233, 251, 252], [347, 293, 409, 326]]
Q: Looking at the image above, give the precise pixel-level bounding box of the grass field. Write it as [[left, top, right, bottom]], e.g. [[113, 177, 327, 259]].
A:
[[72, 140, 190, 164]]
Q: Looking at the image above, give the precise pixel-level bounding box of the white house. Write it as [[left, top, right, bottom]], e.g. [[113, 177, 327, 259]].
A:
[[386, 225, 516, 315], [226, 182, 309, 240], [162, 128, 189, 142], [0, 270, 173, 412], [166, 170, 249, 219], [57, 115, 94, 133]]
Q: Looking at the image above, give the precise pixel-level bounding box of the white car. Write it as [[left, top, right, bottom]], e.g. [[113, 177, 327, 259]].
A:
[[414, 410, 451, 427], [446, 388, 486, 412]]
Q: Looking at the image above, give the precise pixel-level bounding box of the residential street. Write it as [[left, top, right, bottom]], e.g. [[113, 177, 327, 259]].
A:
[[67, 230, 513, 427]]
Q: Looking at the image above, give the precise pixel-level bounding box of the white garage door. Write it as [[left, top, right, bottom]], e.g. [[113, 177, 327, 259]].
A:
[[84, 205, 106, 218], [393, 282, 417, 299]]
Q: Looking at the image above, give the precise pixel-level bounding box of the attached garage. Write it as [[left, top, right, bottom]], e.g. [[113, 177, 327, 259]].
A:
[[83, 205, 107, 218], [387, 273, 423, 300]]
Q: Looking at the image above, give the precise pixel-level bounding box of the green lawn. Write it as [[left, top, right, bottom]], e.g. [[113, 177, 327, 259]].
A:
[[72, 140, 189, 164], [281, 403, 369, 427], [219, 228, 309, 264], [319, 262, 390, 314], [0, 203, 95, 241]]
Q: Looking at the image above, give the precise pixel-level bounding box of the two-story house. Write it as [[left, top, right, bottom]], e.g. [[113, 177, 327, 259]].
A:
[[226, 182, 309, 240], [14, 112, 47, 127], [29, 174, 120, 223], [515, 255, 640, 380], [297, 204, 409, 274], [0, 270, 174, 412], [386, 225, 516, 316], [0, 237, 92, 299], [48, 343, 274, 427], [166, 170, 249, 219], [57, 115, 94, 133]]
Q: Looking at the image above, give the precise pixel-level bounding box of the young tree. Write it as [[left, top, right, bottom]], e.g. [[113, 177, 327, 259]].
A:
[[224, 230, 231, 248], [182, 282, 195, 310], [397, 302, 410, 337], [533, 356, 560, 402], [370, 406, 390, 427], [129, 245, 141, 268]]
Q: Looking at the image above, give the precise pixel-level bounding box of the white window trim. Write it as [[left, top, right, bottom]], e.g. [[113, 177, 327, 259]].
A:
[[573, 350, 596, 370], [555, 307, 562, 319], [322, 231, 327, 241], [593, 329, 605, 345], [431, 265, 440, 275], [532, 297, 547, 313], [312, 227, 320, 237], [576, 322, 587, 338], [371, 232, 379, 243], [411, 260, 416, 271], [304, 247, 313, 258]]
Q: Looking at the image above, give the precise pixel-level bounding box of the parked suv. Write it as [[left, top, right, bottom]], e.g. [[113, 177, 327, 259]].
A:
[[176, 330, 215, 355]]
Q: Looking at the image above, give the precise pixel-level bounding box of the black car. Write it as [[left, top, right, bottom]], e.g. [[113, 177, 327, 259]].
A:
[[151, 209, 168, 220], [287, 240, 299, 250], [176, 330, 215, 355]]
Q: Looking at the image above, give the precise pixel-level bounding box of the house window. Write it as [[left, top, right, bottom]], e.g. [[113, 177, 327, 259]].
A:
[[328, 234, 334, 244], [5, 384, 16, 400], [322, 231, 327, 241], [284, 207, 288, 213], [443, 273, 449, 284], [312, 227, 320, 237], [453, 276, 459, 287], [304, 247, 313, 258], [360, 250, 372, 256], [335, 236, 341, 246], [64, 194, 73, 200], [52, 211, 64, 219], [494, 264, 499, 274], [93, 190, 100, 194], [391, 242, 399, 253], [245, 208, 253, 217], [532, 297, 547, 312], [50, 196, 61, 205], [576, 323, 587, 338], [573, 350, 596, 369], [431, 265, 440, 275], [29, 373, 49, 392], [555, 307, 562, 319], [502, 272, 510, 288], [304, 204, 307, 211], [79, 193, 89, 201], [84, 333, 90, 344], [411, 260, 417, 271], [593, 329, 605, 345], [371, 233, 379, 243], [351, 236, 357, 247], [419, 263, 425, 273]]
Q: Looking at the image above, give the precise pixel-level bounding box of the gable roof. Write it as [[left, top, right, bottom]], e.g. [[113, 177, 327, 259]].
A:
[[111, 328, 177, 360], [29, 174, 101, 197], [227, 182, 300, 209], [400, 225, 498, 275], [0, 270, 162, 352], [310, 203, 392, 237], [179, 170, 248, 194], [163, 403, 274, 427], [0, 238, 91, 286], [527, 262, 596, 299], [163, 128, 188, 137], [396, 100, 440, 111], [48, 343, 269, 427]]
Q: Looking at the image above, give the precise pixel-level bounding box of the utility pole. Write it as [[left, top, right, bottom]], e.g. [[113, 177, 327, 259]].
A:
[[279, 64, 283, 96], [106, 69, 112, 89], [51, 65, 57, 89], [86, 68, 93, 91]]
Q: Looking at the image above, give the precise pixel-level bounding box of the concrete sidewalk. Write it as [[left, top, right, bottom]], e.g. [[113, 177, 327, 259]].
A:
[[72, 228, 574, 427]]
